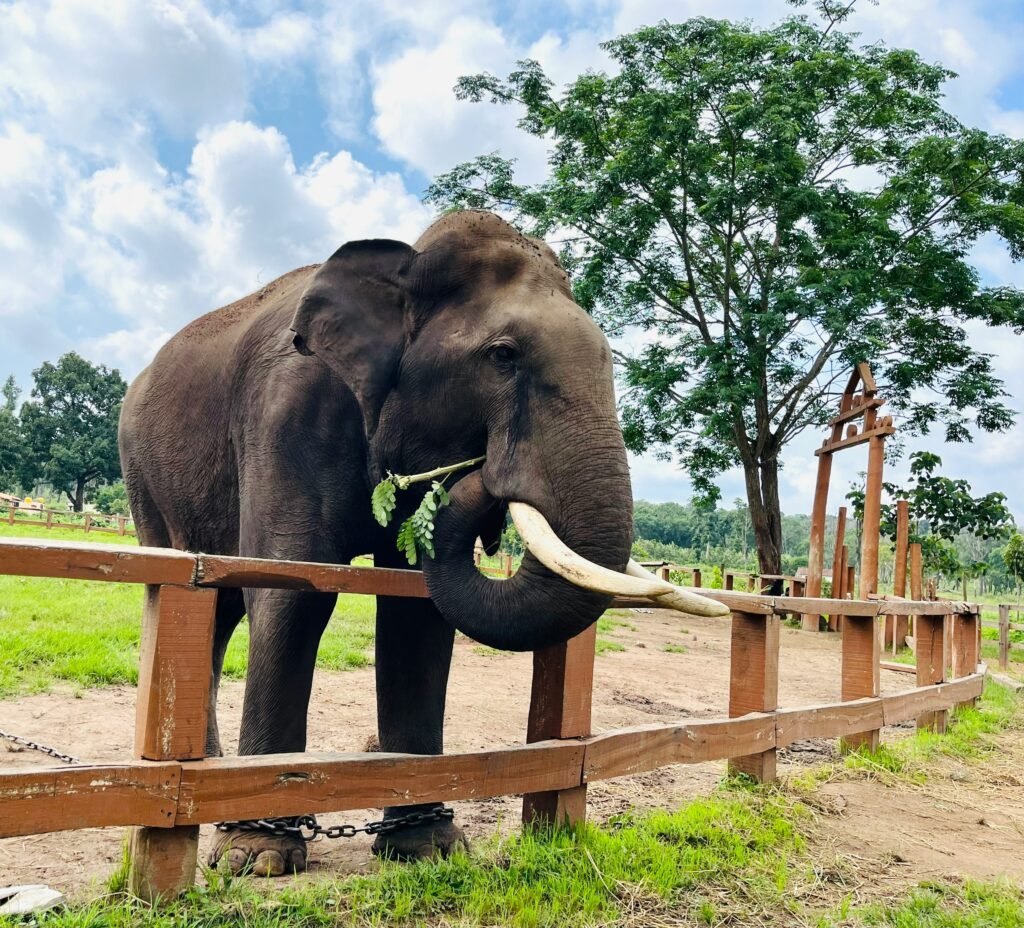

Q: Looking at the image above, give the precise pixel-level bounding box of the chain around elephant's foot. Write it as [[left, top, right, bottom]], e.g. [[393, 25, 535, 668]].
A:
[[208, 826, 307, 877], [371, 812, 469, 861]]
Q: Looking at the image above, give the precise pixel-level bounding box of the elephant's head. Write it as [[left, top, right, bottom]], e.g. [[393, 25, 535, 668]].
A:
[[289, 210, 633, 651]]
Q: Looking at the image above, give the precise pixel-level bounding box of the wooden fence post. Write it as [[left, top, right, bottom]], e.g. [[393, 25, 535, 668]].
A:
[[522, 623, 596, 827], [999, 605, 1010, 671], [84, 513, 92, 533], [728, 611, 779, 781], [951, 610, 980, 711], [657, 565, 670, 582], [128, 584, 217, 902], [7, 507, 13, 526], [841, 611, 880, 752], [692, 568, 702, 588], [915, 612, 946, 733], [118, 515, 127, 536], [888, 500, 910, 652], [725, 572, 735, 591], [46, 509, 53, 529]]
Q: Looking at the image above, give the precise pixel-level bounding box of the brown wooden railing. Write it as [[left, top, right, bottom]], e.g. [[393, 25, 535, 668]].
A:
[[0, 537, 984, 902], [6, 505, 136, 536]]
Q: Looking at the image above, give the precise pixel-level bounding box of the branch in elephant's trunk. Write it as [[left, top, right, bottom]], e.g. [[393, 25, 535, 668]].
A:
[[508, 502, 731, 618]]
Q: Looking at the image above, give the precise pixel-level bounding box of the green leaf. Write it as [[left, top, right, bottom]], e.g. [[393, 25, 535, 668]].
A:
[[371, 477, 398, 527], [396, 517, 419, 565]]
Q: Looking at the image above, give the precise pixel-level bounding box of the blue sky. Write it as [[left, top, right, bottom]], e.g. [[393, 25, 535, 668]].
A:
[[2, 0, 1024, 518]]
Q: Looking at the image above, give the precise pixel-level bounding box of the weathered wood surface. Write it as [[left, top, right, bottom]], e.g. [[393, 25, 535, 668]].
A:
[[728, 611, 779, 781], [841, 614, 880, 752], [776, 698, 884, 746], [814, 423, 896, 456], [584, 715, 775, 781], [135, 586, 217, 761], [523, 624, 596, 826], [196, 554, 428, 597], [0, 536, 194, 585], [880, 660, 916, 674], [829, 397, 885, 427], [177, 742, 586, 824], [916, 613, 947, 732], [0, 764, 180, 838]]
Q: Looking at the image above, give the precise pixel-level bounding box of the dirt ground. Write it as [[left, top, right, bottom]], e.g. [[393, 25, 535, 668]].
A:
[[2, 607, 1022, 902]]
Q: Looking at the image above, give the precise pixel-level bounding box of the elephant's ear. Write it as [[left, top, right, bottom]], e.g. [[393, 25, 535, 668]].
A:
[[290, 239, 416, 435]]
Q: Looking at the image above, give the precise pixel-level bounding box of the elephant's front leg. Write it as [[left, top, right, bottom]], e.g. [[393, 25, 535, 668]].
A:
[[372, 594, 467, 860], [208, 587, 335, 876]]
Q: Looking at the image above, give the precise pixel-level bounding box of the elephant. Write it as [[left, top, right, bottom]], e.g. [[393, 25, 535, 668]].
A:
[[118, 209, 634, 876]]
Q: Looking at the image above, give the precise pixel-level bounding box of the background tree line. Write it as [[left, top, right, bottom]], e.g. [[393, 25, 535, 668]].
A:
[[0, 353, 127, 512]]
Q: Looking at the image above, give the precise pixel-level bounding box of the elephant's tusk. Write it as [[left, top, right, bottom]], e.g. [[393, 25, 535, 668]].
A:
[[508, 502, 730, 618]]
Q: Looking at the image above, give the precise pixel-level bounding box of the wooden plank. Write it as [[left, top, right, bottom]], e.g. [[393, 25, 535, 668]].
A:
[[135, 586, 217, 761], [881, 675, 984, 726], [951, 612, 979, 709], [879, 660, 916, 674], [728, 611, 779, 781], [0, 536, 196, 585], [910, 543, 923, 601], [0, 764, 180, 838], [177, 742, 586, 824], [783, 597, 879, 617], [915, 613, 946, 733], [611, 590, 774, 615], [860, 432, 887, 598], [829, 397, 885, 427], [776, 698, 884, 746], [523, 624, 595, 827], [583, 715, 775, 781], [815, 424, 896, 456], [196, 554, 428, 597], [130, 584, 217, 902], [841, 614, 880, 751]]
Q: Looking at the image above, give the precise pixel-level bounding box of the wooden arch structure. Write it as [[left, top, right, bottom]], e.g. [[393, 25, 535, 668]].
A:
[[802, 364, 895, 631]]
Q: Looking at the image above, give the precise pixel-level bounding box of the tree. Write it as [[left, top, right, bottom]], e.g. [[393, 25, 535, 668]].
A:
[[850, 451, 1013, 590], [90, 480, 131, 517], [19, 353, 127, 511], [0, 375, 24, 490], [1003, 533, 1024, 611], [427, 0, 1024, 574]]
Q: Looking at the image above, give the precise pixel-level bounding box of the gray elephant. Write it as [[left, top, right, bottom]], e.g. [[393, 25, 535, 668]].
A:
[[118, 210, 633, 875]]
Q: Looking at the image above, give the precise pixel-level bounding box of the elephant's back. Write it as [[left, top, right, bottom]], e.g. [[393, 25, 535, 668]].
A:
[[119, 263, 320, 553]]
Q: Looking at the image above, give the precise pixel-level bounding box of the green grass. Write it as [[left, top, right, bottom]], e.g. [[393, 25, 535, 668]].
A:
[[662, 643, 688, 653], [820, 881, 1024, 927], [0, 523, 377, 698], [0, 785, 808, 928]]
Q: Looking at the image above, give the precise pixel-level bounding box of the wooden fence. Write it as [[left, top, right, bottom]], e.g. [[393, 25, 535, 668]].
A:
[[983, 605, 1024, 670], [6, 505, 136, 536], [0, 536, 984, 903]]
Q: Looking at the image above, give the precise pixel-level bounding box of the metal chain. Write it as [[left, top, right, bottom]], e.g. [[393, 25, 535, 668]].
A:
[[215, 808, 455, 840], [0, 729, 82, 765]]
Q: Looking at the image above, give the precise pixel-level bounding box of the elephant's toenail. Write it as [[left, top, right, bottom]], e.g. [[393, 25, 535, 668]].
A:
[[252, 850, 285, 876]]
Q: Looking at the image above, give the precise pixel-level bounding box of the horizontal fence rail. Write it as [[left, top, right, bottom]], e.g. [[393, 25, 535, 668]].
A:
[[0, 535, 986, 901], [6, 506, 136, 536]]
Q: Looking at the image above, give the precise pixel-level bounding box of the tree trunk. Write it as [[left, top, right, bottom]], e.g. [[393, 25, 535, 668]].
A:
[[74, 479, 85, 513], [740, 452, 783, 580]]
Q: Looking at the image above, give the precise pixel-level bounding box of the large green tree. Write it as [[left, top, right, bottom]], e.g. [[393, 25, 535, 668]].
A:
[[427, 0, 1024, 573], [0, 375, 25, 490], [19, 353, 127, 511]]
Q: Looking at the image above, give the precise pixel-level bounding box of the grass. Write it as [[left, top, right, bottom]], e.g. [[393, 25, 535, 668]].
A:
[[1, 784, 809, 927], [0, 523, 376, 698], [662, 643, 688, 653], [820, 881, 1024, 927]]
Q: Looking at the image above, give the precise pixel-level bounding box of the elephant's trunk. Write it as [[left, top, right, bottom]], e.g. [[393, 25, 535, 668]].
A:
[[422, 429, 633, 651]]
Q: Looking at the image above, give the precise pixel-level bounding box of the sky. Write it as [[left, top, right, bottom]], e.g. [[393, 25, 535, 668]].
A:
[[2, 0, 1024, 519]]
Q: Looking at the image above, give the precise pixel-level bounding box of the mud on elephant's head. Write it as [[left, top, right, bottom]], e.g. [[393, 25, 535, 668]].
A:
[[289, 210, 633, 651]]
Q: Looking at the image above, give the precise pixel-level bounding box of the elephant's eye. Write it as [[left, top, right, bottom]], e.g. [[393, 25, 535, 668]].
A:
[[488, 344, 517, 367]]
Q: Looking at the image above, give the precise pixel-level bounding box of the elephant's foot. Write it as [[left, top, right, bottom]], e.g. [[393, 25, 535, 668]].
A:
[[208, 827, 307, 877], [372, 816, 468, 861]]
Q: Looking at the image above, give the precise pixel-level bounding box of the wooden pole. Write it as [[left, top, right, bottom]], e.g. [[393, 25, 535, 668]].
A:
[[46, 509, 53, 529], [840, 612, 881, 752], [915, 612, 947, 733], [728, 611, 779, 782], [522, 623, 596, 827], [692, 568, 702, 588], [7, 507, 13, 526], [803, 448, 834, 631], [890, 500, 910, 653], [128, 584, 217, 902], [951, 611, 980, 712], [859, 428, 887, 598], [999, 604, 1010, 671]]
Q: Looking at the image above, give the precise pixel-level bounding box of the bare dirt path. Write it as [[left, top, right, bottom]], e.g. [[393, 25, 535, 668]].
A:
[[1, 607, 1019, 902]]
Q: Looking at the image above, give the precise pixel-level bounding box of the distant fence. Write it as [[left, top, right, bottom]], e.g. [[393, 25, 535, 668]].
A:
[[982, 605, 1024, 670], [5, 505, 135, 536], [0, 536, 984, 903]]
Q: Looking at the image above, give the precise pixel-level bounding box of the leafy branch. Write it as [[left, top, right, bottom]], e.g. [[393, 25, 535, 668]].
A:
[[371, 456, 485, 565]]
